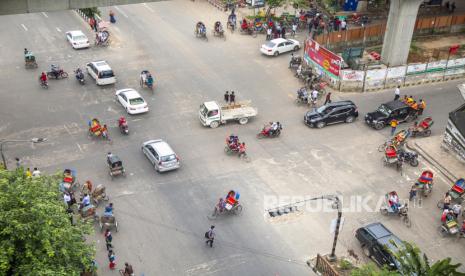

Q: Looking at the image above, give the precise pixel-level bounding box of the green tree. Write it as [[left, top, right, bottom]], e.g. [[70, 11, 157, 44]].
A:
[[390, 241, 465, 276], [0, 168, 95, 275], [265, 0, 286, 20]]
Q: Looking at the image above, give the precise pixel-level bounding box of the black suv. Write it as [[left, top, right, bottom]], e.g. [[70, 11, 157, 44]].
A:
[[356, 223, 403, 270], [365, 100, 418, 130], [304, 100, 358, 128]]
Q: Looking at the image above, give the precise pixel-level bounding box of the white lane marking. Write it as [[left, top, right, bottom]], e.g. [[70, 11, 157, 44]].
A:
[[131, 118, 143, 122], [42, 12, 48, 18], [56, 27, 61, 32], [114, 6, 128, 18], [142, 3, 155, 12], [21, 24, 28, 31], [76, 143, 83, 153]]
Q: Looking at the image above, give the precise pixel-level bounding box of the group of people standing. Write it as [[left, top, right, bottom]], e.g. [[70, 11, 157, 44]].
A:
[[224, 91, 236, 104]]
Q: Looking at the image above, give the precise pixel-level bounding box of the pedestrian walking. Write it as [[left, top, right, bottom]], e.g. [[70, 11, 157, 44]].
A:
[[108, 250, 116, 269], [390, 119, 398, 136], [109, 10, 116, 23], [452, 204, 462, 218], [32, 167, 41, 177], [324, 92, 332, 105], [418, 99, 426, 115], [394, 85, 400, 101], [105, 237, 113, 250], [25, 168, 32, 178], [224, 91, 230, 102], [15, 157, 21, 168], [205, 225, 215, 247], [89, 17, 96, 32], [281, 26, 286, 39], [291, 22, 297, 37], [64, 192, 72, 207], [266, 26, 272, 40], [409, 184, 417, 201], [229, 91, 235, 104], [443, 192, 452, 210]]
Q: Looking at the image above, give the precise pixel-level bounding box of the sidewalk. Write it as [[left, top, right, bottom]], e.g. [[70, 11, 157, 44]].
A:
[[409, 135, 464, 183]]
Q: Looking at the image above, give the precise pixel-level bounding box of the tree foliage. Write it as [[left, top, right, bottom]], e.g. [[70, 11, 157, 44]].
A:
[[351, 263, 398, 276], [265, 0, 286, 19], [0, 168, 95, 275], [390, 241, 465, 276]]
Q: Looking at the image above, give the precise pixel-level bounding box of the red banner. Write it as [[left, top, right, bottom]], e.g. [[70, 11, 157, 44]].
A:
[[304, 39, 342, 77]]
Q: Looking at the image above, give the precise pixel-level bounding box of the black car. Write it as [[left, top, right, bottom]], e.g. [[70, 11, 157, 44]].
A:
[[304, 100, 358, 128], [356, 222, 403, 270], [365, 100, 418, 130]]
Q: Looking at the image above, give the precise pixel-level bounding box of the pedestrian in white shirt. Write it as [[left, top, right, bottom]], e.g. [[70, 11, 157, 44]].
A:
[[394, 85, 400, 101], [32, 168, 41, 177]]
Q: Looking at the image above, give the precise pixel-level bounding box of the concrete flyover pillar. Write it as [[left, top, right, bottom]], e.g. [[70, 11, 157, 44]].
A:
[[381, 0, 423, 66]]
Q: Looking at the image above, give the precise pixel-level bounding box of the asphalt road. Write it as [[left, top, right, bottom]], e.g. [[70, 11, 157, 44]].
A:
[[0, 1, 464, 275]]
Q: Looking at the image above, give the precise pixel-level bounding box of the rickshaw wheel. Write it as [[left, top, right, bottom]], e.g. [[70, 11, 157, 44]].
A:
[[380, 207, 388, 215], [437, 200, 444, 209], [115, 221, 118, 232], [234, 205, 243, 215], [403, 216, 412, 228]]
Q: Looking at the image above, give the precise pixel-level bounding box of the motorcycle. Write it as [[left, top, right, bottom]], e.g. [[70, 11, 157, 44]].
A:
[[39, 78, 48, 89], [74, 68, 85, 85], [289, 53, 302, 69], [296, 87, 310, 105], [398, 149, 419, 167], [118, 120, 129, 135], [257, 123, 282, 139], [47, 68, 68, 79]]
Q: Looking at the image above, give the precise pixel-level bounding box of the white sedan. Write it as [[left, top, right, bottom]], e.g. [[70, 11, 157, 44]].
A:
[[66, 30, 90, 49], [260, 38, 300, 56], [115, 88, 149, 114]]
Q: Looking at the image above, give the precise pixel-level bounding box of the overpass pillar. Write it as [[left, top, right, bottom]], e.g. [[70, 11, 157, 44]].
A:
[[381, 0, 423, 66]]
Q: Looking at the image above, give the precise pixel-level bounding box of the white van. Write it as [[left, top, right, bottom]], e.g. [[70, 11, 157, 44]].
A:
[[86, 61, 116, 85]]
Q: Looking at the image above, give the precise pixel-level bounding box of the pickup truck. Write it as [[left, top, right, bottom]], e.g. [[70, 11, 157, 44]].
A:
[[199, 101, 258, 128]]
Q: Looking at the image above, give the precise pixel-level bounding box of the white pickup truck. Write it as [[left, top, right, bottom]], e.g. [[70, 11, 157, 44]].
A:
[[199, 100, 258, 128]]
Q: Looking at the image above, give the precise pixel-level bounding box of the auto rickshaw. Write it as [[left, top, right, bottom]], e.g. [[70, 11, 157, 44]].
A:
[[25, 51, 38, 69], [108, 154, 125, 178]]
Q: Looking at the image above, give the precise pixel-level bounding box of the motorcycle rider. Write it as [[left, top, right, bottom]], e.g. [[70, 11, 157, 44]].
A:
[[39, 72, 48, 86], [226, 134, 239, 150], [146, 73, 154, 88], [297, 87, 309, 103], [118, 116, 127, 128], [75, 68, 84, 81]]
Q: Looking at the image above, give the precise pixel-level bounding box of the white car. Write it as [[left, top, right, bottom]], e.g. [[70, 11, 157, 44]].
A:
[[260, 38, 300, 56], [86, 61, 116, 85], [115, 88, 149, 114], [66, 30, 90, 49], [142, 139, 181, 172]]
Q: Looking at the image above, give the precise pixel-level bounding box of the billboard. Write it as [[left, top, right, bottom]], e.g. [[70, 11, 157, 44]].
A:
[[304, 39, 342, 78]]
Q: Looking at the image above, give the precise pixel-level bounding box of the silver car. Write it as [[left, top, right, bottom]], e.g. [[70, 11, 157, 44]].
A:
[[141, 139, 180, 172]]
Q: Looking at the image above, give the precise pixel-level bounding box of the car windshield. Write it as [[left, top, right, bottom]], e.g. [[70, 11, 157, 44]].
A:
[[316, 105, 329, 115], [200, 104, 208, 117], [129, 97, 145, 105], [99, 70, 114, 78], [74, 35, 87, 40], [161, 154, 176, 162], [377, 104, 391, 116], [265, 42, 276, 48]]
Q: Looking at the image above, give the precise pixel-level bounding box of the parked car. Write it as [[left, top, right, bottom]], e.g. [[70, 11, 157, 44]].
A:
[[260, 38, 300, 56], [86, 61, 116, 85], [356, 222, 403, 270], [115, 88, 148, 115], [304, 101, 358, 128], [365, 100, 418, 130], [66, 30, 90, 49], [141, 140, 180, 172]]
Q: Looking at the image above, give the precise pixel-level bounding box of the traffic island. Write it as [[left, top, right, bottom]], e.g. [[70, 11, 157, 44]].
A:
[[307, 253, 359, 276]]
